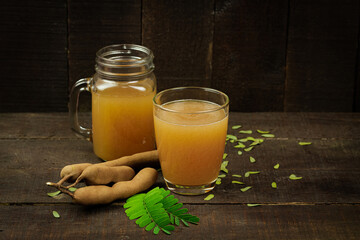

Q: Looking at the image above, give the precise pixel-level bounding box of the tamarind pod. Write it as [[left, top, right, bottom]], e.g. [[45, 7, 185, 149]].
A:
[[58, 163, 92, 184], [72, 167, 158, 205], [101, 150, 160, 170], [67, 165, 135, 188]]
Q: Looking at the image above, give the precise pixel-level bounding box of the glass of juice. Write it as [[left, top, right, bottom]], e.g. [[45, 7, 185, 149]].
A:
[[153, 87, 229, 195], [69, 44, 156, 161]]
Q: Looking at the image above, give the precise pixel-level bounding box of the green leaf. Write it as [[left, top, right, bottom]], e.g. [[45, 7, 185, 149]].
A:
[[271, 182, 277, 189], [250, 139, 264, 146], [244, 171, 260, 177], [247, 204, 261, 207], [299, 142, 312, 146], [153, 226, 160, 235], [273, 163, 280, 169], [47, 191, 61, 197], [232, 181, 244, 184], [218, 174, 226, 178], [244, 146, 254, 152], [261, 134, 275, 138], [257, 130, 270, 134], [239, 130, 252, 134], [249, 156, 256, 163], [216, 178, 222, 185], [52, 210, 60, 218], [237, 150, 243, 155], [145, 222, 156, 231], [181, 219, 190, 227], [240, 186, 252, 192], [223, 153, 228, 159], [289, 174, 302, 180], [204, 194, 214, 201], [232, 174, 242, 178], [232, 125, 242, 129], [234, 142, 246, 148], [226, 134, 237, 141], [221, 161, 229, 173], [68, 187, 77, 192]]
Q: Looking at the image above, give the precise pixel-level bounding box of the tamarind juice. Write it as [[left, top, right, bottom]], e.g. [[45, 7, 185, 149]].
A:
[[154, 99, 228, 195], [92, 84, 156, 161]]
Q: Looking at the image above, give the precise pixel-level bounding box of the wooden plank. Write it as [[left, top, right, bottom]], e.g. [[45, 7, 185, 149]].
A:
[[212, 0, 288, 112], [0, 1, 68, 112], [1, 204, 359, 239], [142, 0, 214, 90], [1, 138, 359, 204], [285, 0, 359, 111], [1, 112, 359, 139], [68, 0, 142, 95]]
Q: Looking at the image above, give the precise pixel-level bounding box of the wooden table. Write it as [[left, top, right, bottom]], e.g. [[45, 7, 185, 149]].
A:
[[1, 112, 359, 239]]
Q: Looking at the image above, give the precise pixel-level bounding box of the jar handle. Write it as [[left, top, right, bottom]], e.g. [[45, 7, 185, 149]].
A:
[[68, 77, 92, 141]]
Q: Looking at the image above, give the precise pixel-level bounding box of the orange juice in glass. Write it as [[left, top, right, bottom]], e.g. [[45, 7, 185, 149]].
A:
[[69, 44, 156, 161], [153, 87, 229, 195]]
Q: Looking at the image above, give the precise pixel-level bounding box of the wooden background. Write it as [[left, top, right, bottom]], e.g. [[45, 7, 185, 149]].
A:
[[1, 0, 359, 112]]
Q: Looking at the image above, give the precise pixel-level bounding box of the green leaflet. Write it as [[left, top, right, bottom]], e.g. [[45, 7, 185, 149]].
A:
[[52, 210, 60, 218], [261, 134, 275, 138], [223, 153, 228, 160], [244, 146, 254, 152], [226, 134, 237, 141], [232, 125, 242, 129], [247, 204, 261, 207], [47, 191, 61, 197], [249, 156, 256, 163], [239, 130, 252, 134], [234, 142, 246, 148], [218, 174, 226, 178], [273, 163, 280, 169], [232, 174, 242, 178], [221, 161, 229, 173], [244, 171, 260, 177], [256, 130, 270, 134], [299, 142, 312, 146], [232, 181, 244, 185], [204, 194, 214, 201], [124, 187, 199, 235], [271, 182, 277, 189], [216, 178, 222, 185], [237, 150, 243, 156], [289, 174, 302, 180], [240, 186, 252, 192]]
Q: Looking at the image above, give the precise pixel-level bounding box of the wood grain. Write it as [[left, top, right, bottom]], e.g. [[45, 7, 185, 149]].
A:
[[285, 0, 359, 111], [68, 0, 142, 90], [212, 0, 288, 112], [142, 0, 214, 90], [0, 1, 68, 112], [0, 205, 359, 239]]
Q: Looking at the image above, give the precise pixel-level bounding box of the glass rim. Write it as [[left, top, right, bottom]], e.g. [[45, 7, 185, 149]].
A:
[[96, 44, 154, 66], [153, 86, 229, 114]]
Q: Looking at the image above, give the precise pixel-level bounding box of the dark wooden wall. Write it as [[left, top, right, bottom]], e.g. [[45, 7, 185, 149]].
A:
[[1, 0, 359, 112]]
